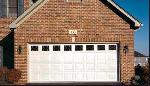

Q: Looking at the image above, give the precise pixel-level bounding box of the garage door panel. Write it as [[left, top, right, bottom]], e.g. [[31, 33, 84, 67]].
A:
[[51, 73, 64, 81], [63, 53, 74, 63], [64, 72, 73, 81], [39, 74, 50, 81], [108, 65, 117, 72], [86, 53, 95, 63], [107, 74, 117, 81], [74, 53, 85, 63], [106, 60, 117, 66], [51, 64, 63, 73], [86, 72, 95, 80], [96, 54, 106, 64], [106, 53, 117, 60], [28, 44, 118, 82], [29, 57, 39, 63], [29, 69, 39, 82], [64, 64, 73, 72], [95, 65, 108, 72], [75, 64, 84, 72], [51, 54, 64, 64], [86, 64, 95, 72], [95, 72, 108, 81], [75, 72, 84, 80]]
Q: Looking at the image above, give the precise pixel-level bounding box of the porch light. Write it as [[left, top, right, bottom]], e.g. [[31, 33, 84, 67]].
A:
[[123, 45, 128, 54], [17, 45, 22, 54]]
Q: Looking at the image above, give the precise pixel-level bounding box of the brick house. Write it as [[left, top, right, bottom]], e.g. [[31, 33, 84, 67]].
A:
[[0, 0, 141, 84]]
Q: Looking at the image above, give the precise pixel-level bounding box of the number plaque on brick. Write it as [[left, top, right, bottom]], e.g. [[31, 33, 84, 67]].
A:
[[69, 30, 77, 35]]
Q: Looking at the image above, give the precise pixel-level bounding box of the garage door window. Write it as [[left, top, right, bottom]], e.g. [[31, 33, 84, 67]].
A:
[[109, 45, 116, 50], [53, 45, 60, 51], [64, 45, 72, 51], [75, 45, 83, 51], [31, 46, 38, 51], [86, 45, 94, 51], [97, 45, 105, 50], [42, 46, 49, 51]]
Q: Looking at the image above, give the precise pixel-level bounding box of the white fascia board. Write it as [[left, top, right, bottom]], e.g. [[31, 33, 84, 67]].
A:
[[107, 0, 141, 27]]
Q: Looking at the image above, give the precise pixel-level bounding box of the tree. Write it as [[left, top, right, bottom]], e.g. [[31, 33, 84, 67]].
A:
[[132, 63, 150, 86]]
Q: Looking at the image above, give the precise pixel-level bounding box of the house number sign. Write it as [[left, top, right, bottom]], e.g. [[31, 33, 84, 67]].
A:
[[69, 30, 77, 35]]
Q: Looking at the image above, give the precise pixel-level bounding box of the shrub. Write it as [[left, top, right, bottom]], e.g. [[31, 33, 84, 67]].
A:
[[0, 67, 21, 84]]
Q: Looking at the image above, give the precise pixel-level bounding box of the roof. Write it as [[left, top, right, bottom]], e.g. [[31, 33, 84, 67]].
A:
[[9, 0, 142, 29], [134, 51, 148, 57]]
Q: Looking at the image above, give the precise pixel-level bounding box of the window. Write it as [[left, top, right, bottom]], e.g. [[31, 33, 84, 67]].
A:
[[53, 45, 60, 51], [97, 45, 105, 50], [31, 46, 38, 51], [64, 45, 72, 51], [86, 45, 94, 51], [8, 0, 18, 17], [0, 0, 24, 17], [109, 45, 116, 50], [75, 45, 83, 51], [42, 46, 49, 51], [0, 0, 7, 17]]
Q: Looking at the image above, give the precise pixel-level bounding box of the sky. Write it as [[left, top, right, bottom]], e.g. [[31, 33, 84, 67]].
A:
[[114, 0, 149, 56]]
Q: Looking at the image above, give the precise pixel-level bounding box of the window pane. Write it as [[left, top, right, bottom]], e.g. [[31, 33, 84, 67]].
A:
[[31, 46, 38, 51], [97, 45, 105, 50], [9, 0, 17, 7], [42, 46, 49, 51], [0, 0, 7, 17], [86, 45, 94, 51], [75, 45, 83, 51], [53, 45, 60, 51], [8, 0, 17, 17], [64, 45, 72, 51], [109, 45, 116, 50]]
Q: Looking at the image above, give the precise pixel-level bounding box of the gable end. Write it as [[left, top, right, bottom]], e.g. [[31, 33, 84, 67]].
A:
[[9, 0, 142, 30]]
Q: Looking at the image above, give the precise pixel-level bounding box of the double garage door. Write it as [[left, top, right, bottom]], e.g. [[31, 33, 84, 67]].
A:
[[28, 43, 118, 83]]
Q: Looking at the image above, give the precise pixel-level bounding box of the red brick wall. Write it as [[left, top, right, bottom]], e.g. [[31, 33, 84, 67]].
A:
[[14, 0, 135, 84], [24, 0, 30, 10], [0, 18, 13, 41]]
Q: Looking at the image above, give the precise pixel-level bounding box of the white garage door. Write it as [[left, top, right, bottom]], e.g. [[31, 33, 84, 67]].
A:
[[28, 44, 118, 83]]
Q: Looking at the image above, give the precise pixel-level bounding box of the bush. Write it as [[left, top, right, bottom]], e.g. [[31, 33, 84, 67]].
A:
[[0, 67, 9, 81], [131, 64, 150, 86], [0, 67, 21, 84]]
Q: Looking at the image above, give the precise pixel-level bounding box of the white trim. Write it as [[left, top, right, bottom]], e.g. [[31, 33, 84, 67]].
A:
[[107, 0, 141, 27]]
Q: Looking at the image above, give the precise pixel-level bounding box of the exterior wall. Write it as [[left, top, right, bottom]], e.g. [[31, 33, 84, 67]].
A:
[[14, 0, 135, 84], [24, 0, 30, 10], [0, 18, 12, 40]]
